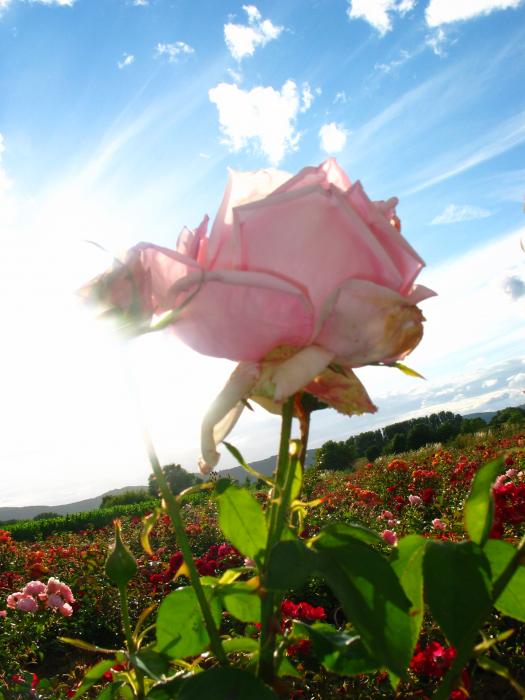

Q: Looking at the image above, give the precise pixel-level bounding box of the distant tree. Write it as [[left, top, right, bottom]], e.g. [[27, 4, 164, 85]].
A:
[[33, 511, 60, 520], [461, 417, 487, 434], [490, 407, 525, 428], [436, 419, 461, 443], [101, 490, 152, 508], [407, 421, 434, 450], [148, 464, 197, 497], [315, 440, 356, 471], [386, 433, 407, 455]]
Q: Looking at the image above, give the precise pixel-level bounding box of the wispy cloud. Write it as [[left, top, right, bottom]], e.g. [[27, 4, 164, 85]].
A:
[[431, 203, 493, 224], [117, 53, 135, 69], [425, 27, 450, 56], [405, 108, 525, 194], [208, 79, 308, 165], [346, 0, 416, 36], [319, 122, 348, 153], [155, 41, 194, 63], [426, 0, 524, 27], [132, 0, 149, 5], [224, 4, 283, 61]]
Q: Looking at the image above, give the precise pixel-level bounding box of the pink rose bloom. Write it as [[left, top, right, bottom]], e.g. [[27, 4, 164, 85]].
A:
[[380, 510, 394, 520], [505, 469, 517, 479], [432, 518, 447, 531], [0, 610, 6, 618], [83, 159, 434, 472], [6, 592, 23, 609], [23, 580, 47, 597], [408, 494, 422, 506], [16, 595, 38, 613], [46, 593, 64, 609], [381, 529, 398, 546]]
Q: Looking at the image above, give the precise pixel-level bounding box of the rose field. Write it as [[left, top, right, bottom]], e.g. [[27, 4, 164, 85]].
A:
[[1, 424, 525, 700]]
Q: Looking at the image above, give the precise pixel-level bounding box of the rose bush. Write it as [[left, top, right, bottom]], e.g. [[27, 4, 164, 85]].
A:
[[85, 159, 434, 471]]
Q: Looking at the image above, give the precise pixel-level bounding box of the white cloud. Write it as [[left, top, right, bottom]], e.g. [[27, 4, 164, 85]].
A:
[[431, 203, 493, 224], [502, 274, 525, 300], [346, 0, 416, 36], [227, 67, 243, 83], [208, 80, 305, 165], [133, 0, 149, 5], [334, 91, 348, 104], [0, 0, 13, 11], [319, 122, 348, 153], [425, 27, 449, 56], [224, 4, 283, 61], [375, 48, 413, 73], [117, 53, 135, 69], [426, 0, 524, 26], [0, 133, 16, 227], [507, 372, 525, 387], [300, 83, 315, 112], [155, 41, 194, 63]]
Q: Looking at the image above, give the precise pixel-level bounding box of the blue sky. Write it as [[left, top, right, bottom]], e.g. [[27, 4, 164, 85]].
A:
[[1, 0, 524, 506]]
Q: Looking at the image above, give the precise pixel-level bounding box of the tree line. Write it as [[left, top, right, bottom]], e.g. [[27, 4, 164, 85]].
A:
[[314, 405, 525, 471]]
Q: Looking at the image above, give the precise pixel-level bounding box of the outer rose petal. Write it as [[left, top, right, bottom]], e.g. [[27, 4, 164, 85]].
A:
[[273, 158, 351, 195], [317, 278, 425, 366], [346, 181, 424, 293], [207, 167, 292, 268], [199, 362, 260, 474], [59, 603, 73, 617], [303, 365, 377, 416], [171, 271, 314, 361], [235, 184, 402, 316], [255, 346, 335, 402]]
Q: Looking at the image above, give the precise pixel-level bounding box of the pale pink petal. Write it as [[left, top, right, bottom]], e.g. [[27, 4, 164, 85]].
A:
[[199, 362, 260, 473], [169, 271, 313, 361], [17, 596, 38, 613], [347, 181, 424, 292], [235, 184, 402, 316], [59, 603, 73, 617], [176, 215, 209, 260], [253, 345, 333, 403], [22, 581, 47, 597], [46, 578, 61, 595], [207, 167, 292, 268], [303, 364, 377, 416], [317, 279, 426, 366], [407, 284, 437, 304], [273, 158, 351, 195]]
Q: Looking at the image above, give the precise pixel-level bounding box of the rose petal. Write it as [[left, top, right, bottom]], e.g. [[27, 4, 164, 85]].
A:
[[199, 362, 260, 473], [304, 364, 377, 416], [207, 167, 292, 268], [235, 184, 402, 316], [260, 346, 334, 402], [347, 181, 424, 293], [317, 278, 426, 366], [273, 158, 351, 195], [169, 270, 314, 361]]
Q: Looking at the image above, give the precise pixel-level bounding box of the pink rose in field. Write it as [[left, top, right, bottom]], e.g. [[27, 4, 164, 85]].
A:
[[379, 510, 394, 520], [22, 580, 47, 597], [83, 159, 434, 472], [0, 610, 6, 618], [16, 595, 38, 613], [432, 518, 447, 531], [408, 494, 422, 506], [381, 529, 398, 546]]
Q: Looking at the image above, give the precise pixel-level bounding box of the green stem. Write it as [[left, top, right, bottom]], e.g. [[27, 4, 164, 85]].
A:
[[144, 434, 228, 666], [258, 397, 294, 685], [118, 585, 145, 699]]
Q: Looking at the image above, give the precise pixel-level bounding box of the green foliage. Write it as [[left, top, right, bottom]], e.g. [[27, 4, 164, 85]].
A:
[[423, 541, 491, 648], [315, 440, 356, 471], [215, 480, 268, 565], [101, 490, 150, 508], [148, 463, 197, 498], [33, 511, 60, 520], [490, 406, 525, 427], [484, 539, 525, 622], [464, 457, 503, 545], [5, 500, 158, 540], [155, 586, 221, 659], [177, 668, 278, 700], [105, 520, 138, 588]]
